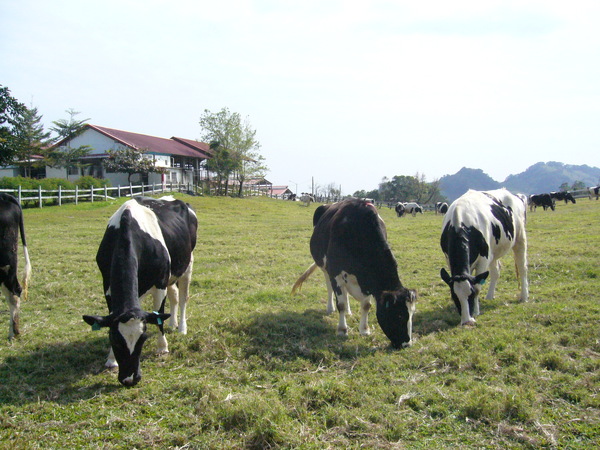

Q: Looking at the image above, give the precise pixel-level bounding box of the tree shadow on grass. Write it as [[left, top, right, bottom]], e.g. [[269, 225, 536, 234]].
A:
[[0, 335, 121, 406]]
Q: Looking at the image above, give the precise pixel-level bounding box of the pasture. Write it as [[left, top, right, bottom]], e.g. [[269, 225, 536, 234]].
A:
[[0, 195, 598, 448]]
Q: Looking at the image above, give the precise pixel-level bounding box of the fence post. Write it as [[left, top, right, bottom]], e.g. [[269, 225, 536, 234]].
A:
[[141, 183, 145, 196], [118, 185, 121, 198], [58, 185, 62, 206], [18, 185, 21, 205], [130, 183, 133, 197], [75, 186, 78, 204], [104, 185, 108, 201], [90, 186, 94, 203], [38, 185, 42, 208]]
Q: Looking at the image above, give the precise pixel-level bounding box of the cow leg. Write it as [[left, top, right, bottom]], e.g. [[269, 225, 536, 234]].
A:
[[167, 283, 179, 330], [355, 294, 371, 336], [106, 347, 118, 368], [513, 239, 529, 302], [330, 277, 349, 336], [485, 261, 500, 300], [322, 270, 335, 315], [2, 285, 20, 339], [175, 256, 194, 335], [151, 289, 169, 354]]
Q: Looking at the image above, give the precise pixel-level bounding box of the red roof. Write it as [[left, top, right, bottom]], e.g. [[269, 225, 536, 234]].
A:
[[76, 125, 211, 159]]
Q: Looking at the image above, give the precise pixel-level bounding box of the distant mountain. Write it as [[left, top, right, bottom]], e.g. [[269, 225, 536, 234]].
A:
[[440, 162, 600, 202], [439, 167, 501, 201]]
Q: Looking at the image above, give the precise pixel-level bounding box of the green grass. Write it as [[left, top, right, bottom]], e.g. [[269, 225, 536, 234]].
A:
[[0, 195, 598, 448]]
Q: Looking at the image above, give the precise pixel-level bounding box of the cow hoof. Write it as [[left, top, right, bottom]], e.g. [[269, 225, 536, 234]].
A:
[[359, 328, 371, 336], [461, 319, 476, 327], [326, 306, 334, 315], [337, 328, 348, 336], [105, 360, 118, 369]]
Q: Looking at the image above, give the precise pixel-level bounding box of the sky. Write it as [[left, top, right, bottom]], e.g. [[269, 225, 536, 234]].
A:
[[1, 0, 599, 195]]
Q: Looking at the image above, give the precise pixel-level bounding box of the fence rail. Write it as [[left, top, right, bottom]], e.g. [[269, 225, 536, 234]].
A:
[[0, 182, 197, 208]]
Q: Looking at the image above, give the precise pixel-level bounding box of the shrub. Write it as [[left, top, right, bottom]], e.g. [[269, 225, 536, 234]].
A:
[[76, 176, 111, 189]]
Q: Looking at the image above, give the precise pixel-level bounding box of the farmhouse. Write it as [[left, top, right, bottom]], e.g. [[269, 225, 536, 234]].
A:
[[8, 125, 214, 186]]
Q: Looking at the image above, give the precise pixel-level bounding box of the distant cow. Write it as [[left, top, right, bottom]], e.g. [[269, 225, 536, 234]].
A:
[[292, 198, 417, 348], [550, 191, 576, 204], [435, 202, 449, 215], [83, 196, 197, 386], [0, 194, 32, 339], [529, 193, 555, 211], [589, 186, 600, 200], [404, 202, 423, 216], [395, 202, 405, 217], [440, 189, 528, 326], [299, 193, 315, 206]]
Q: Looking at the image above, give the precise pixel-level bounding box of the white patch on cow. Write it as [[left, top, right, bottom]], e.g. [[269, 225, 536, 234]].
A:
[[453, 280, 476, 325], [118, 318, 145, 354], [336, 271, 371, 335], [107, 200, 168, 252]]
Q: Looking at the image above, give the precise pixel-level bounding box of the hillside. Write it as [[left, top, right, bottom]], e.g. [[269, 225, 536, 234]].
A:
[[440, 161, 600, 201]]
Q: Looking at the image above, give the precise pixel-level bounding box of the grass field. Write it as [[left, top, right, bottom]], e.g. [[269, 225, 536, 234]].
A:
[[0, 194, 598, 448]]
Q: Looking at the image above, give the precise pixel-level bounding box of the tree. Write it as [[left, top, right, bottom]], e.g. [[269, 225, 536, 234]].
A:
[[12, 105, 52, 177], [103, 147, 165, 183], [47, 109, 92, 179], [199, 107, 266, 197], [50, 108, 90, 142], [0, 85, 27, 166]]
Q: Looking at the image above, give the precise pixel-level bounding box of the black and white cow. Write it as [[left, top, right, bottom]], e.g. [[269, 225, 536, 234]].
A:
[[528, 193, 555, 211], [83, 196, 197, 386], [299, 193, 315, 207], [440, 189, 528, 326], [435, 202, 449, 215], [395, 202, 405, 217], [404, 202, 423, 216], [292, 198, 417, 348], [0, 194, 32, 339], [550, 191, 576, 204], [589, 186, 600, 200]]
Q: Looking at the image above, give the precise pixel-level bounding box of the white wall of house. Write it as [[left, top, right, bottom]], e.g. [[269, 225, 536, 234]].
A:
[[0, 167, 18, 177]]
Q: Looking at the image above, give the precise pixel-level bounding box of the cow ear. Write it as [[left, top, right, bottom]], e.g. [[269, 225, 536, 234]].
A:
[[145, 311, 171, 326], [83, 315, 111, 330], [474, 271, 489, 285], [440, 268, 452, 285]]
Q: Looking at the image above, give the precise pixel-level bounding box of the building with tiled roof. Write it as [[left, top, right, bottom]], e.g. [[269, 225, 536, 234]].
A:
[[47, 124, 212, 186]]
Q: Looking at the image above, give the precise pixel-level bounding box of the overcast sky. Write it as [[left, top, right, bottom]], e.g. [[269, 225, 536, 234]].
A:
[[2, 0, 599, 195]]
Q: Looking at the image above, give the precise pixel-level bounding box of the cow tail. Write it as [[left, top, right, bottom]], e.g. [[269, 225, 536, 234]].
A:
[[19, 208, 32, 301], [291, 262, 318, 295]]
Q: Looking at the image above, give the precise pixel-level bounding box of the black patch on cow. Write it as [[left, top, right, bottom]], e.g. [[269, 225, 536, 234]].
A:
[[483, 192, 515, 244], [441, 222, 489, 277], [0, 194, 26, 299], [376, 289, 416, 349]]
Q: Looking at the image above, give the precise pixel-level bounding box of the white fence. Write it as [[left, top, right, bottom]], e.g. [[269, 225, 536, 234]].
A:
[[0, 182, 196, 208]]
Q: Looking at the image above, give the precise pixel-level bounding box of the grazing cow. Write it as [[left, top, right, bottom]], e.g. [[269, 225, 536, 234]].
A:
[[0, 194, 32, 339], [435, 202, 449, 215], [299, 193, 315, 206], [404, 202, 423, 216], [292, 198, 417, 348], [528, 193, 555, 211], [83, 196, 197, 386], [550, 191, 576, 204], [589, 186, 600, 200], [395, 202, 405, 217], [440, 189, 528, 326]]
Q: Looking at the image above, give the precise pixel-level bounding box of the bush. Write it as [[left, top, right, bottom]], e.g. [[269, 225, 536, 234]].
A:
[[39, 178, 76, 191], [0, 176, 36, 190], [75, 176, 111, 189]]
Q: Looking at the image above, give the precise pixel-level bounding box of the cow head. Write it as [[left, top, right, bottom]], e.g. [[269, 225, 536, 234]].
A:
[[376, 288, 417, 349], [440, 268, 489, 323], [83, 309, 170, 387]]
